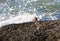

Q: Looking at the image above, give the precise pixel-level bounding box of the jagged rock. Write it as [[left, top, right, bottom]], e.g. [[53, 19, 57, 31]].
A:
[[0, 20, 60, 41]]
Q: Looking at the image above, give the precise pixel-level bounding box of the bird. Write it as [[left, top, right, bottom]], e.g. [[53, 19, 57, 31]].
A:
[[32, 17, 42, 30]]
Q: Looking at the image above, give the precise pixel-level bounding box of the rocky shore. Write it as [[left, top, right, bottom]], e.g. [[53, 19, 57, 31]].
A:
[[0, 20, 60, 41]]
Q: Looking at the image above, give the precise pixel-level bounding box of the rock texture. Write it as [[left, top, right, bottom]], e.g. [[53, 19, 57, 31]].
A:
[[0, 20, 60, 41]]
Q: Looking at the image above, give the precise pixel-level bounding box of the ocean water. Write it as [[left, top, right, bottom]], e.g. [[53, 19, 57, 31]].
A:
[[0, 0, 60, 26]]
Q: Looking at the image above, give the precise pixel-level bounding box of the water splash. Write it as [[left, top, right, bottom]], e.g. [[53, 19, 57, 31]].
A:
[[0, 0, 60, 22]]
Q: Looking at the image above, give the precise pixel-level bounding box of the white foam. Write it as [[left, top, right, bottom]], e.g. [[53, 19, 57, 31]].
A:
[[0, 13, 37, 27]]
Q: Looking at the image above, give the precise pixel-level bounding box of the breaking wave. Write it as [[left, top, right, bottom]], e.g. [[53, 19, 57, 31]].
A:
[[0, 0, 60, 26]]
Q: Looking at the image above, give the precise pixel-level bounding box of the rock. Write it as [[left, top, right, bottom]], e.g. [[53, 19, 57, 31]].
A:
[[0, 20, 60, 41]]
